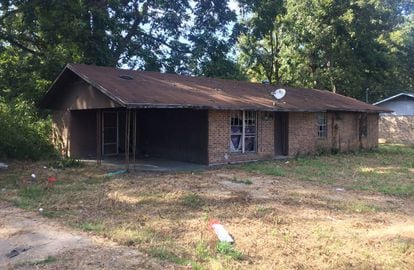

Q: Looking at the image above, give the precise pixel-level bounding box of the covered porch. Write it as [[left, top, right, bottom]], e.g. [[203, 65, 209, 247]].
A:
[[69, 108, 209, 168]]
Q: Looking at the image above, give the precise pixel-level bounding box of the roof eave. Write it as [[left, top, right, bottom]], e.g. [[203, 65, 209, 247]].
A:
[[373, 93, 414, 105]]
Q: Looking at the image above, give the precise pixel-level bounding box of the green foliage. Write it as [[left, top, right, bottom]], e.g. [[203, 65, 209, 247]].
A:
[[15, 185, 44, 209], [148, 247, 189, 265], [0, 100, 55, 160], [50, 158, 82, 169], [238, 0, 414, 100], [216, 242, 243, 260], [78, 221, 105, 233], [182, 193, 204, 208], [241, 162, 286, 176], [231, 178, 253, 185], [195, 241, 212, 260]]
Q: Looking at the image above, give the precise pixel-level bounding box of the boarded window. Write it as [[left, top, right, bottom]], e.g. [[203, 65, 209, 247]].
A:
[[230, 111, 257, 153], [317, 113, 327, 138]]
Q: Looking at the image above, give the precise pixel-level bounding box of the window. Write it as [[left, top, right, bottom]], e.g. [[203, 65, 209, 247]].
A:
[[230, 111, 257, 153], [317, 113, 327, 138]]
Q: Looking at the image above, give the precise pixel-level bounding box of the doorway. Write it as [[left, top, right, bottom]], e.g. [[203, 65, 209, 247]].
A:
[[102, 111, 119, 156], [275, 112, 289, 156]]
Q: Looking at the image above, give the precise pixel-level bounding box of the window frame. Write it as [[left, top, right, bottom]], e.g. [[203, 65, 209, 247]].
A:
[[230, 111, 257, 153], [317, 112, 327, 139]]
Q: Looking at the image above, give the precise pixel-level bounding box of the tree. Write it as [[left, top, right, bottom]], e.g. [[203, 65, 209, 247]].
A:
[[236, 0, 414, 101], [237, 0, 286, 84], [187, 0, 245, 79]]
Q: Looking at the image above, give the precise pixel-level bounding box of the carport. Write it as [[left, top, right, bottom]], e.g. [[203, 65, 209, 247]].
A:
[[69, 108, 208, 168]]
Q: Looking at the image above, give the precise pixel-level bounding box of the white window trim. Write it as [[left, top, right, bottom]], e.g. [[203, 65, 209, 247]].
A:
[[317, 112, 327, 139]]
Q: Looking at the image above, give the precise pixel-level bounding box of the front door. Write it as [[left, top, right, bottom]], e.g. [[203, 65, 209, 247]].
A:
[[275, 112, 289, 156], [102, 111, 119, 155]]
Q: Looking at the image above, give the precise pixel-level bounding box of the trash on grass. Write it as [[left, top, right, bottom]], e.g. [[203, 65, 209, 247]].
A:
[[0, 163, 8, 170], [335, 188, 345, 192], [31, 173, 36, 181], [39, 208, 44, 213], [209, 219, 234, 243], [105, 169, 128, 177], [47, 176, 57, 183]]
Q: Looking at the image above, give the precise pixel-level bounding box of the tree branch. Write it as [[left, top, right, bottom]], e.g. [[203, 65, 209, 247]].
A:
[[0, 32, 40, 55]]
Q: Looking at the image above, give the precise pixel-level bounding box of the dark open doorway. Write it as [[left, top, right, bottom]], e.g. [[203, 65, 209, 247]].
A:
[[274, 112, 289, 156]]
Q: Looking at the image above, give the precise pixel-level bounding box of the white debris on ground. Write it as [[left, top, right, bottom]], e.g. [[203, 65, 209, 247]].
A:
[[0, 163, 8, 170]]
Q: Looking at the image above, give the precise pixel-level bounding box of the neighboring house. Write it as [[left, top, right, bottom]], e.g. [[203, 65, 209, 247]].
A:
[[373, 93, 414, 144], [373, 93, 414, 115], [40, 64, 387, 166]]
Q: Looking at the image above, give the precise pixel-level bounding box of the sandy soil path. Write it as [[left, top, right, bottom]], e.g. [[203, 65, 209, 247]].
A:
[[0, 202, 171, 270]]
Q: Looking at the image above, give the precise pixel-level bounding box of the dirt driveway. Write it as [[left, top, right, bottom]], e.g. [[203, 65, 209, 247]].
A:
[[0, 201, 172, 270]]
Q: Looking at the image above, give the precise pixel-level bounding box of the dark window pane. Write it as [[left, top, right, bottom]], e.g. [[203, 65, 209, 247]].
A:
[[245, 136, 256, 152], [231, 127, 242, 134], [245, 126, 256, 135]]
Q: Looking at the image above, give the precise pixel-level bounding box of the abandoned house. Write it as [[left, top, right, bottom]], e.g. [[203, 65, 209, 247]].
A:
[[40, 64, 388, 166]]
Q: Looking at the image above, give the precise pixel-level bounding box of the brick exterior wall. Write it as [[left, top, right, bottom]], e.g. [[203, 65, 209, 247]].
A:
[[208, 110, 274, 165], [208, 110, 379, 165], [288, 112, 378, 156]]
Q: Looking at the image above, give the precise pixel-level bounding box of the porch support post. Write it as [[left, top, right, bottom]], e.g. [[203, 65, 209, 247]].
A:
[[125, 109, 131, 171], [96, 109, 102, 165], [132, 109, 137, 166]]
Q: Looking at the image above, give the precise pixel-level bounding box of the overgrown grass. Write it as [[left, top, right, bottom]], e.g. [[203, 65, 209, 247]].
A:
[[182, 193, 204, 208], [239, 144, 414, 198], [49, 158, 83, 169], [1, 145, 413, 269], [148, 247, 189, 265], [14, 185, 45, 209], [78, 221, 105, 232], [231, 178, 253, 185], [241, 162, 286, 176]]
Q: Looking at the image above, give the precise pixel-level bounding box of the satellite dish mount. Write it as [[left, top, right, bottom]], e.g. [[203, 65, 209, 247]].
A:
[[273, 88, 286, 100], [272, 88, 287, 106]]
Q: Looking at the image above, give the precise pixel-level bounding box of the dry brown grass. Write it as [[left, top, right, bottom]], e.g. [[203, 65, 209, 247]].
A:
[[1, 147, 414, 269]]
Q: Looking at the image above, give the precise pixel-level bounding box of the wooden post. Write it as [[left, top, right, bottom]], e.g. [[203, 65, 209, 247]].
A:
[[125, 109, 130, 171], [96, 109, 102, 165], [132, 109, 137, 166]]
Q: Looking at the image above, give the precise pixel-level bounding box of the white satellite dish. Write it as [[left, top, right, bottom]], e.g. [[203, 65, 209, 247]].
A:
[[273, 88, 286, 100]]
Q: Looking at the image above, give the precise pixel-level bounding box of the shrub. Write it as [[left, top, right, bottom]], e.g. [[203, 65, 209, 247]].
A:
[[0, 99, 55, 160]]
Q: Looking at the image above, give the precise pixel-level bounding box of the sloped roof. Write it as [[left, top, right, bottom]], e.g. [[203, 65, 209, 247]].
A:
[[41, 63, 388, 113], [373, 93, 414, 105]]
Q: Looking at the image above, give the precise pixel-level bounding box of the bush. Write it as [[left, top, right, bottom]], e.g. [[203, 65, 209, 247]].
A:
[[0, 99, 55, 160]]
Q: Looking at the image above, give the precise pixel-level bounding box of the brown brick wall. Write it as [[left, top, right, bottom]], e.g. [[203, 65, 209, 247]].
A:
[[288, 112, 378, 156], [208, 110, 379, 165], [208, 110, 274, 165]]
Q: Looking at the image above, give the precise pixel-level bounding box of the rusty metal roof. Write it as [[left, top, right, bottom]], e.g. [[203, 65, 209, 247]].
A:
[[41, 63, 389, 113]]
